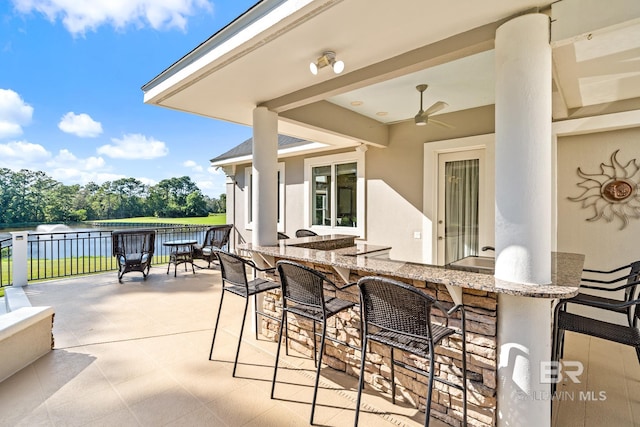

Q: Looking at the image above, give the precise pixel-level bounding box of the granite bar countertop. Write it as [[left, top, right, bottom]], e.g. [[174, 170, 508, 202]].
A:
[[279, 234, 355, 250], [331, 243, 391, 257], [241, 235, 583, 298]]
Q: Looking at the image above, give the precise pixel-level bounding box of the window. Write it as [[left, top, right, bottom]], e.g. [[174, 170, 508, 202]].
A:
[[245, 163, 285, 231], [305, 151, 364, 236]]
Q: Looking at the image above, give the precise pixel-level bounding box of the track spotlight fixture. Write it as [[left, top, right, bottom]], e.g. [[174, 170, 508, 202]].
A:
[[309, 51, 344, 75]]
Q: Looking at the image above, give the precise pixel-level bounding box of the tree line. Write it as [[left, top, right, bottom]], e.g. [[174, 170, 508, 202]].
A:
[[0, 168, 226, 224]]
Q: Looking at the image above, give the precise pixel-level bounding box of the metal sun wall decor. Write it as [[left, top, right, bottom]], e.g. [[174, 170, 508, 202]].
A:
[[568, 150, 640, 230]]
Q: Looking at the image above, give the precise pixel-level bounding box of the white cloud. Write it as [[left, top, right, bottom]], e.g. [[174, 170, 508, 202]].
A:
[[49, 168, 124, 185], [0, 89, 33, 139], [0, 141, 51, 168], [47, 149, 106, 170], [13, 0, 213, 36], [97, 133, 169, 159], [0, 140, 157, 188], [40, 148, 112, 185], [195, 179, 226, 198], [137, 177, 157, 187], [58, 112, 103, 137], [183, 159, 203, 172]]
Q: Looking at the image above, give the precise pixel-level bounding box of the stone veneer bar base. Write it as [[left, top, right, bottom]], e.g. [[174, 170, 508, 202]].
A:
[[261, 259, 497, 427]]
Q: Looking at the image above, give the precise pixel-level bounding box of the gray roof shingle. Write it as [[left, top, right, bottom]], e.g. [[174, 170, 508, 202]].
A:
[[210, 135, 309, 163]]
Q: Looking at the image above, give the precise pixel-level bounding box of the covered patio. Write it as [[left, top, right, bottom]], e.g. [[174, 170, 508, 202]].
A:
[[0, 268, 638, 426], [141, 0, 640, 425]]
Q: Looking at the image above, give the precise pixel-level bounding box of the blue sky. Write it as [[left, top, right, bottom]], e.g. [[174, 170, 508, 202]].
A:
[[0, 0, 257, 198]]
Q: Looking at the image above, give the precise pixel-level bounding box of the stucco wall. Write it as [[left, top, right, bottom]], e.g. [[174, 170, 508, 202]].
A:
[[226, 108, 640, 272], [557, 126, 640, 267], [366, 105, 495, 263], [557, 126, 640, 323], [227, 106, 495, 262], [230, 149, 354, 246]]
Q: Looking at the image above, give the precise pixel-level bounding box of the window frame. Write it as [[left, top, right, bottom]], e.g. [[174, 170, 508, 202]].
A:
[[244, 162, 285, 232], [304, 151, 365, 237]]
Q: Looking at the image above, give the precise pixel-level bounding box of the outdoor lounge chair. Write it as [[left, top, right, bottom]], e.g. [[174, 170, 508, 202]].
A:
[[192, 224, 232, 268], [112, 229, 156, 283]]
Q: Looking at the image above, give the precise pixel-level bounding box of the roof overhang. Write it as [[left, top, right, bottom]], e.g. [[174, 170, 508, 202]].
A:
[[143, 0, 640, 149]]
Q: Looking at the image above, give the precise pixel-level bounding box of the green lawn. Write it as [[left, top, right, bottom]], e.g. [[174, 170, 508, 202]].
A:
[[91, 214, 227, 225]]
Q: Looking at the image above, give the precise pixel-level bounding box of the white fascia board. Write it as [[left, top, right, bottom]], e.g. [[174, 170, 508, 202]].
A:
[[210, 141, 329, 167], [143, 0, 314, 102]]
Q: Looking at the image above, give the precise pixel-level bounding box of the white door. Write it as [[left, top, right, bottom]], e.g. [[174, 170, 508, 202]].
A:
[[437, 149, 485, 265]]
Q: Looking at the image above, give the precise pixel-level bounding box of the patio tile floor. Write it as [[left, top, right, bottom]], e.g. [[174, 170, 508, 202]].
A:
[[0, 265, 638, 426], [0, 267, 443, 427]]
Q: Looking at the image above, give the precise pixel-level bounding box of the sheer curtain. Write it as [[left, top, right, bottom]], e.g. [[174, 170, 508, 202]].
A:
[[445, 159, 479, 264]]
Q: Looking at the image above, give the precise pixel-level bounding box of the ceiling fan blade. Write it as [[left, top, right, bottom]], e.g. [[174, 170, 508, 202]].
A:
[[369, 117, 412, 127], [429, 118, 455, 129], [422, 101, 448, 117]]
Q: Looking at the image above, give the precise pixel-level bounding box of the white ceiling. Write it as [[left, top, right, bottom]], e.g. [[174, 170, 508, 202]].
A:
[[327, 50, 496, 124], [143, 0, 640, 146]]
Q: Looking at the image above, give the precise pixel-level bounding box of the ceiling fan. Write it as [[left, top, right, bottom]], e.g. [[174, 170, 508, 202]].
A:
[[376, 84, 453, 128], [412, 84, 451, 127]]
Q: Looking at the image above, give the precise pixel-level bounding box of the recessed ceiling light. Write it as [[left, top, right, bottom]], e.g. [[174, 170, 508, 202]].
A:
[[351, 101, 363, 106], [376, 111, 388, 116]]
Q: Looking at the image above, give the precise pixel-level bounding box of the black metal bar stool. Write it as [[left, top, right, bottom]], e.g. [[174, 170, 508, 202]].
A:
[[270, 260, 357, 424], [209, 249, 280, 377], [354, 276, 468, 427]]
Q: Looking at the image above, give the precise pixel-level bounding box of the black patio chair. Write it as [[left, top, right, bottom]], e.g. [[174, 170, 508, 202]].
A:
[[209, 249, 280, 377], [271, 260, 357, 424], [552, 278, 640, 375], [193, 224, 232, 268], [354, 276, 468, 427], [554, 261, 640, 361], [112, 229, 156, 283], [562, 261, 640, 328], [295, 229, 318, 238]]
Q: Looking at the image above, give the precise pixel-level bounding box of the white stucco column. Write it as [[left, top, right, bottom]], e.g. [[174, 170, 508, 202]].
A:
[[495, 13, 553, 427], [11, 231, 28, 287], [495, 13, 552, 284], [252, 106, 278, 246]]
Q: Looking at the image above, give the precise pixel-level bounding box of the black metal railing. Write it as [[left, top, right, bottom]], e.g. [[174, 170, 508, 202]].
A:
[[24, 226, 212, 282], [0, 237, 12, 287]]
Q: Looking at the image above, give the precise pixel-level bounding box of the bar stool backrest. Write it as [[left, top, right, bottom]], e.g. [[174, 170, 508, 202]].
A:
[[216, 250, 249, 287], [277, 261, 326, 310], [295, 229, 318, 238], [358, 276, 437, 339]]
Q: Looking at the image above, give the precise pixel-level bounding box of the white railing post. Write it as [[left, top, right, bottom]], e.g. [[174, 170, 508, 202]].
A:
[[10, 231, 28, 287]]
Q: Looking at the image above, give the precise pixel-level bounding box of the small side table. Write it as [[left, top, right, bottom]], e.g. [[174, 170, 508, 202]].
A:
[[163, 240, 197, 277]]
